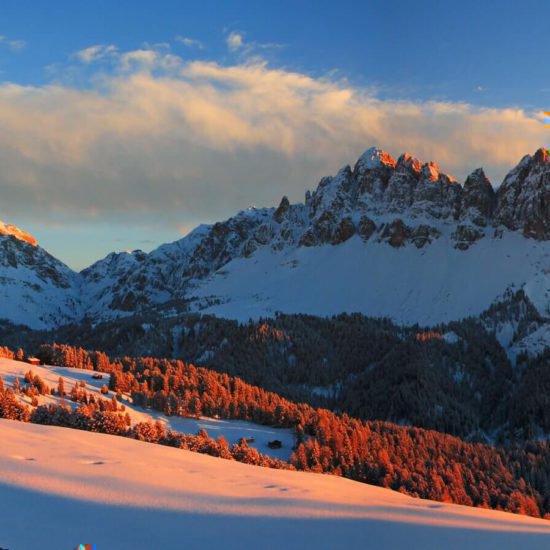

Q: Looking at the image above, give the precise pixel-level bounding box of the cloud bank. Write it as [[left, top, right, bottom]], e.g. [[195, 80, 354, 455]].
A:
[[0, 47, 547, 232]]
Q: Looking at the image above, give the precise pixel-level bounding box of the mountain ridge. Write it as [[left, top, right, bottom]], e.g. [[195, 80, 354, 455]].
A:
[[1, 146, 549, 329]]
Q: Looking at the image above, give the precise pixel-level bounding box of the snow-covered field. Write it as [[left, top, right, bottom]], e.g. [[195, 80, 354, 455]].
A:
[[0, 358, 295, 460], [0, 419, 549, 550], [191, 231, 550, 326]]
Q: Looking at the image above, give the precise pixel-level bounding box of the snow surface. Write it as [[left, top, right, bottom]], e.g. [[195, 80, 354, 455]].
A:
[[190, 230, 550, 326], [0, 258, 80, 330], [0, 358, 295, 460], [0, 419, 549, 550], [508, 324, 550, 363]]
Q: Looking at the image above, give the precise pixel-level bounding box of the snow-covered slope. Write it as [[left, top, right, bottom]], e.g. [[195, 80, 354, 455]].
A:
[[79, 224, 210, 323], [1, 147, 550, 329], [1, 419, 549, 550], [184, 147, 550, 324], [0, 357, 294, 460], [190, 228, 550, 325], [0, 228, 81, 329]]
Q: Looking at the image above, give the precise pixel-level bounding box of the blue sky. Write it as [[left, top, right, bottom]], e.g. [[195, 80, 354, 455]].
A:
[[0, 0, 548, 269]]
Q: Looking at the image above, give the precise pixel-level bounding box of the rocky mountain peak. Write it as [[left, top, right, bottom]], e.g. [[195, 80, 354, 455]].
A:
[[495, 148, 550, 238], [354, 147, 396, 174], [465, 167, 490, 185], [462, 168, 496, 225], [534, 147, 549, 164], [0, 220, 38, 246], [396, 153, 422, 174], [420, 161, 440, 182], [273, 196, 290, 223]]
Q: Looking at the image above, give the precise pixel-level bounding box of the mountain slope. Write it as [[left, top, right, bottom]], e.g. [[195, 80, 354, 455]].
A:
[[0, 229, 81, 329], [189, 228, 550, 324], [1, 419, 550, 550], [0, 356, 295, 461], [183, 147, 550, 324]]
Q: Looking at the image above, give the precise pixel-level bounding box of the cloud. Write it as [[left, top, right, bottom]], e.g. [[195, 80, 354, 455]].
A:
[[0, 48, 547, 237], [75, 44, 118, 63], [224, 30, 284, 59], [0, 35, 25, 51], [142, 41, 170, 51], [176, 36, 204, 49], [226, 32, 244, 51]]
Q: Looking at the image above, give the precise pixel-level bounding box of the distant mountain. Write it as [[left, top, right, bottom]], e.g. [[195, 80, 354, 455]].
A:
[[0, 226, 80, 329], [1, 147, 549, 332]]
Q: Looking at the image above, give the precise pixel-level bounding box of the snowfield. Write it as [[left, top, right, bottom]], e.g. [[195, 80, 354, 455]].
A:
[[190, 230, 550, 326], [0, 419, 549, 550], [0, 358, 295, 460]]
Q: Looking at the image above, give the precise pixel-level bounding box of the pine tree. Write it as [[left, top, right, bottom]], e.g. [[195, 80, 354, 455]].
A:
[[57, 377, 66, 397]]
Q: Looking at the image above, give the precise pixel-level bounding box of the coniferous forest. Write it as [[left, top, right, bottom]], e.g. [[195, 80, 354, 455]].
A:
[[1, 293, 547, 442]]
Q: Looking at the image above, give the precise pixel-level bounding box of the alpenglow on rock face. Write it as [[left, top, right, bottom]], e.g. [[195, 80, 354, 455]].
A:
[[0, 147, 550, 329], [0, 220, 38, 246]]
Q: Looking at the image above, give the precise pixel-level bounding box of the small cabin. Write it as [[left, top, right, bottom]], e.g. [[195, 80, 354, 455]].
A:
[[91, 373, 103, 380], [27, 357, 41, 366], [268, 439, 282, 449]]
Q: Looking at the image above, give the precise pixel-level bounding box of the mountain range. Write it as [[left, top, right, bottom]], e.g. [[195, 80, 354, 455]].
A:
[[1, 146, 549, 343]]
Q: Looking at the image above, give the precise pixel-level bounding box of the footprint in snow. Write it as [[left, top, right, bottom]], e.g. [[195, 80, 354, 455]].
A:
[[10, 455, 36, 462]]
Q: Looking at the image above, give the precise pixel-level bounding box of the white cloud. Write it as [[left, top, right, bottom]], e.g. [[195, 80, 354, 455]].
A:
[[119, 49, 181, 72], [8, 40, 25, 51], [119, 49, 158, 68], [0, 35, 25, 51], [224, 30, 284, 63], [176, 36, 204, 49], [75, 44, 118, 63], [142, 41, 171, 51], [226, 32, 244, 51], [0, 49, 546, 234]]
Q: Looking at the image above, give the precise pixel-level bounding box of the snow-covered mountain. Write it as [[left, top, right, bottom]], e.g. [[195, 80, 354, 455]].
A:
[[1, 147, 550, 330], [0, 227, 80, 329]]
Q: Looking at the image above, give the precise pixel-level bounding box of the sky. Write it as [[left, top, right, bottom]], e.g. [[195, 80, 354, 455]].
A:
[[0, 0, 548, 270]]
